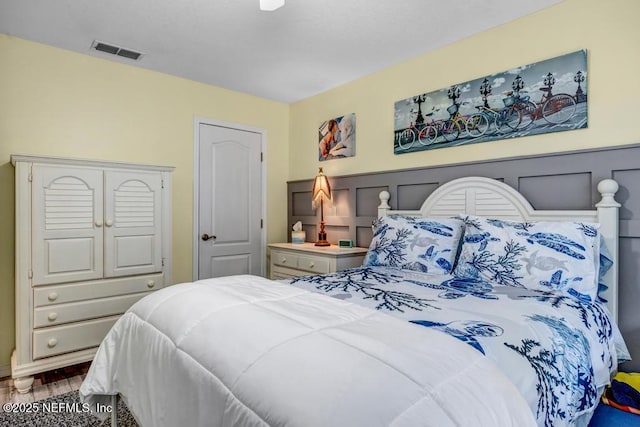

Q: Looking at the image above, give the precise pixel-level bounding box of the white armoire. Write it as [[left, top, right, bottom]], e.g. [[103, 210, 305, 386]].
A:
[[11, 154, 173, 393]]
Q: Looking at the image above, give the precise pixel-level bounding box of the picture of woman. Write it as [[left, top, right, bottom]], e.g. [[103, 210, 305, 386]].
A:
[[319, 119, 340, 159], [318, 113, 356, 161]]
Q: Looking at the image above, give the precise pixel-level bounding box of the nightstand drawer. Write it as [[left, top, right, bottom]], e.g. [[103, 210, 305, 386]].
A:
[[268, 243, 368, 280], [296, 255, 330, 274], [272, 252, 300, 269], [272, 252, 329, 273], [271, 266, 306, 280]]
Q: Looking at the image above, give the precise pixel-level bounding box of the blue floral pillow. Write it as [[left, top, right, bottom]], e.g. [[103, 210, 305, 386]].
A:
[[363, 215, 464, 274], [597, 237, 614, 304], [454, 215, 601, 302]]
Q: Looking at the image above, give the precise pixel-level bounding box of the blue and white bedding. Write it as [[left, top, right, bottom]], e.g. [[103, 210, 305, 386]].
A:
[[80, 210, 629, 427], [80, 275, 537, 427], [285, 267, 630, 427]]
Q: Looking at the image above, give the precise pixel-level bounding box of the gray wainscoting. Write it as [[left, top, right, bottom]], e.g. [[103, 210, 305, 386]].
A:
[[288, 144, 640, 371]]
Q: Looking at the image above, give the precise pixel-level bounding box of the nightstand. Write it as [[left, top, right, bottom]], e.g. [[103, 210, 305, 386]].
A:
[[268, 243, 368, 280]]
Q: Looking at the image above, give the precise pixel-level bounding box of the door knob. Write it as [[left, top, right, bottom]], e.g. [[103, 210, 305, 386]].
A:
[[201, 233, 216, 241]]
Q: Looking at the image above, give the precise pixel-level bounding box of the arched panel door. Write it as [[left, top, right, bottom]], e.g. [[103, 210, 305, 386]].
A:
[[104, 171, 163, 277], [32, 165, 104, 285], [198, 123, 262, 279]]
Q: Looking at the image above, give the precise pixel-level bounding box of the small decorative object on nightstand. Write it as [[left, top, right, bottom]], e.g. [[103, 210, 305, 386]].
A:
[[338, 239, 353, 248], [268, 243, 368, 280], [291, 221, 305, 243]]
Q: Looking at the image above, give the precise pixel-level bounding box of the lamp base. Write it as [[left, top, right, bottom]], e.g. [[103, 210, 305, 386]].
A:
[[315, 231, 330, 246]]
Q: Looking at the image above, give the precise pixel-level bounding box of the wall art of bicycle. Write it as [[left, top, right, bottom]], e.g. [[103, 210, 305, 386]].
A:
[[393, 50, 587, 154]]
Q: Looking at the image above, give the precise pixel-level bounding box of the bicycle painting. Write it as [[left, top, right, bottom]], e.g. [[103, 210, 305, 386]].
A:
[[394, 50, 587, 154]]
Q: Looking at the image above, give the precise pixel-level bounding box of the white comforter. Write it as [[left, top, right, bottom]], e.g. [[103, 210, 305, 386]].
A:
[[80, 275, 536, 427]]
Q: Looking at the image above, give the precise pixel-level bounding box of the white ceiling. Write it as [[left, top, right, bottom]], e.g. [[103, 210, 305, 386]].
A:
[[0, 0, 564, 103]]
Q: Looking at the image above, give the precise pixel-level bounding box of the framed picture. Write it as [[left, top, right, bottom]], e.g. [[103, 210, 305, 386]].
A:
[[318, 113, 356, 161], [394, 50, 587, 154]]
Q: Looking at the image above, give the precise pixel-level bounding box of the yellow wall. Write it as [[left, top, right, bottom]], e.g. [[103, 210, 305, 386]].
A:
[[0, 35, 290, 370], [290, 0, 640, 181]]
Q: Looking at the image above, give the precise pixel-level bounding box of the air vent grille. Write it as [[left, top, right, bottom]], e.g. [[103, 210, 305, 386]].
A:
[[91, 41, 143, 61]]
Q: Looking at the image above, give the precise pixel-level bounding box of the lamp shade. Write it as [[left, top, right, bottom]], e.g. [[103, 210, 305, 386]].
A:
[[312, 168, 331, 205]]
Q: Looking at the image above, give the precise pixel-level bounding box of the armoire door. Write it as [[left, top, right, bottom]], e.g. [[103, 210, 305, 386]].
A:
[[104, 170, 163, 277], [32, 165, 104, 285]]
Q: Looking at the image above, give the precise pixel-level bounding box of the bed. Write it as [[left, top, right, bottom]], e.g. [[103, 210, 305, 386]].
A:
[[80, 176, 630, 427]]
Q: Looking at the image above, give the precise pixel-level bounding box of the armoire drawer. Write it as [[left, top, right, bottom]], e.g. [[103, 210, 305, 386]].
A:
[[34, 291, 152, 328], [32, 315, 120, 360], [33, 273, 164, 307]]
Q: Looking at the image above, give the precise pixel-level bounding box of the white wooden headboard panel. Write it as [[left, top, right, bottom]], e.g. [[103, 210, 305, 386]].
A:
[[377, 176, 621, 321]]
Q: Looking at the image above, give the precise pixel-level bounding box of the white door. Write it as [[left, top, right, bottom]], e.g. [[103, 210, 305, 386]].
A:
[[32, 165, 104, 285], [198, 123, 263, 279], [104, 170, 163, 277]]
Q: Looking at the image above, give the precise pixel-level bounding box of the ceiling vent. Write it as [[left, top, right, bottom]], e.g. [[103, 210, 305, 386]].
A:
[[91, 40, 143, 61]]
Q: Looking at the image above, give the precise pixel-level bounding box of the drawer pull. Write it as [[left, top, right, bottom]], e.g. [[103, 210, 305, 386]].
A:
[[280, 257, 287, 264], [48, 313, 58, 321], [147, 280, 155, 288], [48, 292, 58, 302], [309, 262, 315, 268], [47, 338, 58, 348]]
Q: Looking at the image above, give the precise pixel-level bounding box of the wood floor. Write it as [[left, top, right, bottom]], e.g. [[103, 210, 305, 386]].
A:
[[0, 362, 91, 404]]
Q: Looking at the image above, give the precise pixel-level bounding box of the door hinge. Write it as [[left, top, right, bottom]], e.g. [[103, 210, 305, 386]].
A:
[[28, 270, 33, 279], [28, 173, 33, 182], [260, 152, 263, 162], [260, 219, 263, 229], [161, 179, 164, 189], [162, 258, 165, 267]]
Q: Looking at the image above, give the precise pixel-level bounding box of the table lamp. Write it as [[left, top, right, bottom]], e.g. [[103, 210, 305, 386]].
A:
[[312, 167, 331, 246]]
